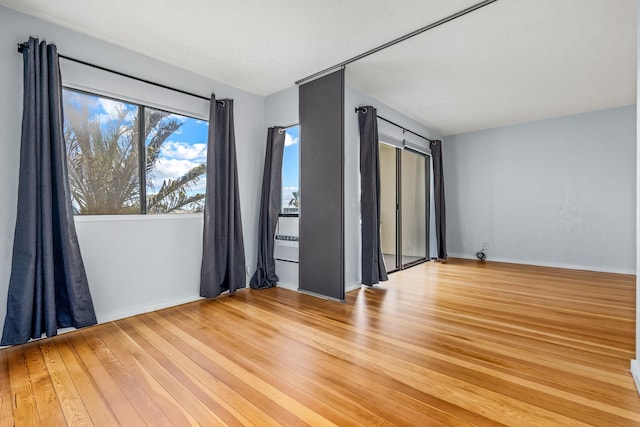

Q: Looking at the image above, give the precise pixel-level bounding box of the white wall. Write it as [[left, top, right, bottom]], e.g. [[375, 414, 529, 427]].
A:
[[0, 6, 266, 324], [265, 86, 298, 128], [444, 105, 636, 274], [344, 82, 442, 289]]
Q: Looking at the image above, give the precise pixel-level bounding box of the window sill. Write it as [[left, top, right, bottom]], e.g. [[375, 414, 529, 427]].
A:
[[73, 213, 204, 223]]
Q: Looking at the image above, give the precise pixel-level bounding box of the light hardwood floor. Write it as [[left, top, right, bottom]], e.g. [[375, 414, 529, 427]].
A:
[[1, 258, 639, 426]]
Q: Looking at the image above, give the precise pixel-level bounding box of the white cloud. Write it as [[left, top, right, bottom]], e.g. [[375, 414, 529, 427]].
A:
[[190, 178, 207, 193], [98, 98, 125, 117], [284, 133, 299, 147], [161, 141, 207, 162], [95, 98, 136, 127], [154, 158, 199, 180], [149, 159, 207, 194]]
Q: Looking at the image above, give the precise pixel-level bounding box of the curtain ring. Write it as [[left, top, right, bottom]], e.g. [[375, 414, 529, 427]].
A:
[[277, 127, 285, 134], [218, 100, 226, 107]]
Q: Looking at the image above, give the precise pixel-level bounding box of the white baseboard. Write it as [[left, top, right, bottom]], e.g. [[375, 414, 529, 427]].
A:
[[277, 281, 361, 294], [631, 360, 640, 395], [277, 282, 298, 291], [447, 252, 635, 275], [345, 281, 362, 292], [96, 294, 204, 324]]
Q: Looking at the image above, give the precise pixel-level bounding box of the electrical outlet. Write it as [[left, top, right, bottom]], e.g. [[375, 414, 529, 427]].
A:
[[483, 241, 490, 250], [462, 240, 467, 248]]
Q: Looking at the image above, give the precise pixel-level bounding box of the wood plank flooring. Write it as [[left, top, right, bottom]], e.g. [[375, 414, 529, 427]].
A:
[[0, 258, 639, 426]]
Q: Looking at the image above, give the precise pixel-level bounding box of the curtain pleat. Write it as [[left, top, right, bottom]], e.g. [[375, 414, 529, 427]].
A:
[[250, 127, 285, 289], [2, 37, 97, 345], [430, 140, 447, 260], [200, 96, 246, 298], [358, 106, 388, 285]]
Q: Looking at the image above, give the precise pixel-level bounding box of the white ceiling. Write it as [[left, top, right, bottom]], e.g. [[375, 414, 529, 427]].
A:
[[347, 0, 638, 135], [0, 0, 636, 135]]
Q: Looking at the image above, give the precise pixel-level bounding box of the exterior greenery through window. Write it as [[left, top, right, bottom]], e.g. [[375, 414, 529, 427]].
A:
[[281, 125, 300, 215], [63, 88, 208, 214]]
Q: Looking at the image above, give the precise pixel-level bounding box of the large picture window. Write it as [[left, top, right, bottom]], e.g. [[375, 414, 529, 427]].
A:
[[62, 88, 208, 215], [280, 125, 300, 215]]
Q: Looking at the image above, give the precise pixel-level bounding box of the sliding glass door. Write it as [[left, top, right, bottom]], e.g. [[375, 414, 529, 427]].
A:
[[401, 149, 428, 268], [378, 143, 429, 272]]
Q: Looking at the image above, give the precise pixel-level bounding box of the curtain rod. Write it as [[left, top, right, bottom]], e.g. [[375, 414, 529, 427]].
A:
[[17, 42, 225, 104], [295, 0, 499, 85], [355, 107, 436, 144]]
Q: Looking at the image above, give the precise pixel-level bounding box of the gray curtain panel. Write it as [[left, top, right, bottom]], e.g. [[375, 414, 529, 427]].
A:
[[200, 96, 246, 298], [2, 38, 97, 345], [430, 140, 447, 260], [358, 106, 388, 285], [250, 127, 285, 289]]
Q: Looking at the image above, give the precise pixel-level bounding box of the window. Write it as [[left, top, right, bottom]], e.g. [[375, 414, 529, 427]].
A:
[[62, 88, 208, 215], [280, 125, 300, 215]]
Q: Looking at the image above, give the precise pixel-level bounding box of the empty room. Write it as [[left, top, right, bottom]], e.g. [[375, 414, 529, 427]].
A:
[[0, 0, 639, 425]]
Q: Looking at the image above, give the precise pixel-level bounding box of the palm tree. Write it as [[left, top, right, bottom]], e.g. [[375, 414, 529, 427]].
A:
[[288, 191, 299, 208], [63, 91, 206, 214]]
